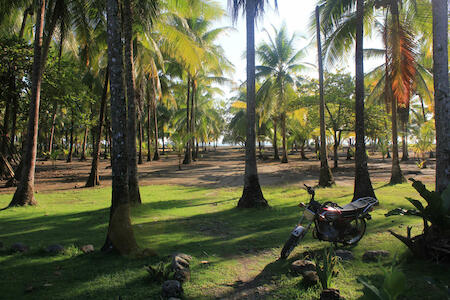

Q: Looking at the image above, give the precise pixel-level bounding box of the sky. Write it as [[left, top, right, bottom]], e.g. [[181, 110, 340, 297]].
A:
[[212, 0, 384, 95]]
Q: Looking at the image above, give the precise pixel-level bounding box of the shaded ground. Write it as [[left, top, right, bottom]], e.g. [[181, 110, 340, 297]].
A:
[[0, 147, 435, 194]]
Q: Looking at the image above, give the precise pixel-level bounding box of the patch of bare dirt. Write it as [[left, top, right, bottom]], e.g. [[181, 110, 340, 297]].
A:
[[0, 147, 435, 194]]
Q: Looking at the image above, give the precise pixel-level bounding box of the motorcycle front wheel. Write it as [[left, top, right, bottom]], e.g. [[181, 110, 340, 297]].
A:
[[280, 234, 301, 259], [343, 218, 366, 245]]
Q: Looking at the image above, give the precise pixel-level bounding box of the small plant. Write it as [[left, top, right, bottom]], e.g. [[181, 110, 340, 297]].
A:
[[145, 260, 175, 283], [357, 258, 406, 300], [415, 160, 427, 169], [314, 246, 340, 290]]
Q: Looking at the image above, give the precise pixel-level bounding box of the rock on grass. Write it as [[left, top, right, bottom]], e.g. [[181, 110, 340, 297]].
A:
[[290, 260, 316, 276], [362, 250, 390, 262], [10, 243, 29, 253]]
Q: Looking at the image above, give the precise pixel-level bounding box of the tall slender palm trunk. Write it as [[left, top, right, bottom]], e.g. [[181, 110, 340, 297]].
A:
[[183, 76, 192, 164], [151, 76, 160, 161], [8, 0, 45, 207], [281, 113, 288, 163], [80, 127, 88, 161], [124, 0, 141, 205], [238, 0, 268, 208], [103, 0, 137, 255], [48, 105, 57, 154], [86, 68, 109, 187], [353, 0, 375, 200], [273, 118, 279, 160], [316, 6, 334, 187], [432, 0, 449, 194], [389, 1, 406, 184], [190, 80, 197, 161], [146, 96, 152, 162], [66, 115, 74, 162]]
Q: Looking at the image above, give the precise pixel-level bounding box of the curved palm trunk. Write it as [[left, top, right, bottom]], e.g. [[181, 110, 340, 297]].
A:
[[102, 0, 137, 255], [238, 0, 268, 208], [316, 6, 334, 187], [300, 140, 308, 160], [9, 0, 46, 207], [432, 0, 449, 194], [124, 0, 141, 205], [86, 68, 109, 187], [353, 0, 375, 200]]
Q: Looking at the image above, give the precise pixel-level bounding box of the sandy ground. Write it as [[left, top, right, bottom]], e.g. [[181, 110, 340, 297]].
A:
[[0, 147, 435, 194]]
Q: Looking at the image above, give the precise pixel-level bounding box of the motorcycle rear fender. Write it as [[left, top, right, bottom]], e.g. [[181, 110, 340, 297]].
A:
[[291, 225, 307, 237]]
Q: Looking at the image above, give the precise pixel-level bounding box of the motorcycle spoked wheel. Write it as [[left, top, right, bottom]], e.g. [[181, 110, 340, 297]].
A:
[[342, 218, 366, 245], [280, 234, 301, 259]]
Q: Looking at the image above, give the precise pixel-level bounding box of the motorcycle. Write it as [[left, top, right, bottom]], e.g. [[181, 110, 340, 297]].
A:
[[280, 184, 378, 259]]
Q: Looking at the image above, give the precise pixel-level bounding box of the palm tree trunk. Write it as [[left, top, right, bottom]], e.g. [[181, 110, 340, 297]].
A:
[[389, 1, 406, 185], [273, 118, 279, 160], [281, 113, 288, 163], [9, 0, 45, 207], [401, 120, 408, 161], [48, 105, 57, 154], [333, 131, 340, 169], [191, 81, 197, 161], [151, 76, 160, 161], [102, 0, 137, 255], [353, 0, 375, 200], [183, 76, 191, 164], [432, 0, 449, 193], [66, 114, 74, 163], [86, 68, 108, 187], [238, 0, 268, 208], [146, 96, 152, 162], [300, 140, 307, 160], [138, 116, 143, 164], [80, 127, 88, 161], [124, 0, 141, 205], [316, 6, 334, 187]]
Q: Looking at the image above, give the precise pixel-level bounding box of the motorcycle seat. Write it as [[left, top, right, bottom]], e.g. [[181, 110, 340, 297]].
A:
[[341, 197, 377, 216]]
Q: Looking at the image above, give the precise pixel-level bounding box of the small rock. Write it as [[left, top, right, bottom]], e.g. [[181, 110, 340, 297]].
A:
[[80, 244, 95, 254], [320, 288, 344, 300], [363, 250, 390, 262], [171, 253, 191, 283], [46, 244, 65, 254], [302, 271, 319, 286], [335, 250, 354, 261], [162, 280, 183, 298], [10, 243, 29, 253], [291, 260, 316, 275], [171, 253, 192, 262]]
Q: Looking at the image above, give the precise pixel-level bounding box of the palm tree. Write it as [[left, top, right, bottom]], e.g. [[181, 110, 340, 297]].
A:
[[255, 24, 308, 164], [8, 0, 45, 207], [230, 0, 276, 208], [316, 6, 334, 186], [102, 0, 137, 255], [317, 0, 376, 200], [123, 0, 141, 204], [432, 0, 449, 193]]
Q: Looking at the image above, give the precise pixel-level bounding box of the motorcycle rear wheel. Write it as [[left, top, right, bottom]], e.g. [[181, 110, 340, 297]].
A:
[[280, 234, 301, 259], [343, 218, 366, 245]]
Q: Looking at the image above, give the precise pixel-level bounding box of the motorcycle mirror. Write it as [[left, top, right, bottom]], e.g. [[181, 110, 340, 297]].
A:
[[298, 202, 306, 208]]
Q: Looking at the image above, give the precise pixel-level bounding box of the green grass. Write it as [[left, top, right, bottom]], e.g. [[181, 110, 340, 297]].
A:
[[0, 183, 448, 299]]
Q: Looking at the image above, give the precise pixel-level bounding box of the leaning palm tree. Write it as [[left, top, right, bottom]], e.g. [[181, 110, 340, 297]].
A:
[[432, 0, 449, 194], [229, 0, 277, 208], [256, 24, 309, 164]]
